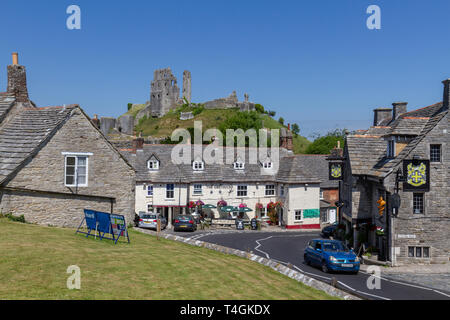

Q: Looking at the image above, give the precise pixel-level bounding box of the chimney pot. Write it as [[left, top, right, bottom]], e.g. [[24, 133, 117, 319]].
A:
[[12, 52, 18, 65]]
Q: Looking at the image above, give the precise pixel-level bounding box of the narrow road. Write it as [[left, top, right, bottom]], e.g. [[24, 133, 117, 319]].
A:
[[179, 230, 450, 300]]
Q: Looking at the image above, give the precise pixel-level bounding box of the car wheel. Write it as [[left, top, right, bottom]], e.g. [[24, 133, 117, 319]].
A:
[[304, 255, 311, 266], [351, 270, 359, 275], [321, 261, 329, 273]]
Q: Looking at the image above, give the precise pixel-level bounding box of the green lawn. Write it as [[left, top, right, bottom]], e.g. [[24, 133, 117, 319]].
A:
[[0, 219, 336, 300]]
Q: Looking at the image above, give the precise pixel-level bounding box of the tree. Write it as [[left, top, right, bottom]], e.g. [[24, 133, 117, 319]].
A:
[[291, 123, 300, 136], [305, 129, 346, 154], [278, 117, 284, 125], [268, 110, 276, 117], [254, 104, 265, 114]]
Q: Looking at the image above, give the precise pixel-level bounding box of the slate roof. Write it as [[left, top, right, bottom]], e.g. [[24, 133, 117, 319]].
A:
[[285, 154, 339, 188], [346, 102, 448, 178], [119, 145, 330, 185], [0, 105, 77, 183], [0, 92, 16, 123]]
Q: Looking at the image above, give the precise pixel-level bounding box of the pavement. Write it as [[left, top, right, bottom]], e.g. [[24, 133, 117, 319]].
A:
[[361, 263, 450, 293], [137, 226, 450, 300]]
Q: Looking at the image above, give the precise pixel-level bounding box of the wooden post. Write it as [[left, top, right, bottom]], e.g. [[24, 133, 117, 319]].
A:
[[157, 218, 161, 241]]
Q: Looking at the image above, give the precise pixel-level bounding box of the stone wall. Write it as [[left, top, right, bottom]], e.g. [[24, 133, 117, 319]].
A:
[[1, 108, 136, 227], [384, 111, 449, 264]]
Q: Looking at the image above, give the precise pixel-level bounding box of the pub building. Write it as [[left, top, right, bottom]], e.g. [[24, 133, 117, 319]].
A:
[[339, 80, 449, 265]]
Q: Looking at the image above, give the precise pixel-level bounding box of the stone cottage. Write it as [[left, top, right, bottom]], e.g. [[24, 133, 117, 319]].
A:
[[0, 53, 136, 227], [341, 80, 449, 265]]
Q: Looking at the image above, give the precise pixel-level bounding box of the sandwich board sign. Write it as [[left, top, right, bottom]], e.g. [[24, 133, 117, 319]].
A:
[[76, 209, 130, 244]]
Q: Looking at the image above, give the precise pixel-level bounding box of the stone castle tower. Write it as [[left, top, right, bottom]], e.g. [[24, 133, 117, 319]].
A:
[[182, 70, 191, 103], [150, 68, 180, 118]]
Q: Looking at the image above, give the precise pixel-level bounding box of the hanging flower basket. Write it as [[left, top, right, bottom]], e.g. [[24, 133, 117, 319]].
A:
[[196, 200, 204, 207], [376, 227, 385, 236], [255, 203, 263, 210], [217, 200, 227, 207], [239, 203, 247, 209], [188, 201, 196, 208], [267, 201, 283, 210]]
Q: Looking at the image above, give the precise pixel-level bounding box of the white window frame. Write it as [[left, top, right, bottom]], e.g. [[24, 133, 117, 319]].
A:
[[147, 204, 154, 213], [193, 161, 204, 171], [234, 161, 245, 170], [63, 153, 91, 187], [166, 184, 175, 199], [147, 185, 153, 196], [294, 209, 302, 221], [320, 189, 324, 200], [260, 207, 267, 217], [237, 185, 248, 197], [263, 161, 273, 169], [147, 159, 159, 170], [265, 184, 275, 196], [193, 184, 202, 195]]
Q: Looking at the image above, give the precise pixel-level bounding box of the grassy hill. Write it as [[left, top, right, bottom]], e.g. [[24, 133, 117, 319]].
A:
[[124, 103, 311, 154], [0, 218, 335, 299]]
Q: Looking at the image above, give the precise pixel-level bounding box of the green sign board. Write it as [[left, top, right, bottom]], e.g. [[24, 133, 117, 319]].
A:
[[302, 209, 320, 218]]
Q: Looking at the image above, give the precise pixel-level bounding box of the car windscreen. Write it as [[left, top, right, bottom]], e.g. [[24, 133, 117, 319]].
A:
[[142, 215, 156, 219], [177, 215, 192, 220], [323, 242, 346, 252]]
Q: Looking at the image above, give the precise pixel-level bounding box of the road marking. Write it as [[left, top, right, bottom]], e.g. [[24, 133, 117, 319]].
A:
[[254, 236, 273, 259], [254, 235, 395, 300], [433, 290, 450, 298]]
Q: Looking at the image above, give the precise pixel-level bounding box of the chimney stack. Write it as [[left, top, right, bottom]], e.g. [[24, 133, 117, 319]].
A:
[[7, 52, 29, 103], [91, 114, 100, 129], [442, 79, 450, 110], [373, 108, 392, 126], [132, 136, 145, 153], [392, 102, 408, 120]]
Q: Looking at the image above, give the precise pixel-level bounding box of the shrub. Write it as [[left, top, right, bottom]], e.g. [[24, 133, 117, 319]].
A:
[[127, 103, 133, 111], [5, 213, 26, 223], [278, 117, 284, 125], [254, 104, 265, 113]]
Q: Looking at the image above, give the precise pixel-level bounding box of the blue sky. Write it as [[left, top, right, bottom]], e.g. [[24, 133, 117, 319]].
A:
[[2, 0, 450, 138]]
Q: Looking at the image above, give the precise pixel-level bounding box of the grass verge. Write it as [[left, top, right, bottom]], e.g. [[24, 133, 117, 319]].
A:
[[0, 219, 336, 300]]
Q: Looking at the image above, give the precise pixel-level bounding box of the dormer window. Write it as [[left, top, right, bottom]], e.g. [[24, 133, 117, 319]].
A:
[[147, 156, 160, 170], [234, 161, 245, 170], [263, 161, 273, 169], [387, 139, 395, 158], [193, 160, 204, 171]]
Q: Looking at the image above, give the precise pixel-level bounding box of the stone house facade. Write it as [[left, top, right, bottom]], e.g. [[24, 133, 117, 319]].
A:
[[120, 138, 338, 230], [0, 53, 135, 227], [342, 80, 449, 265]]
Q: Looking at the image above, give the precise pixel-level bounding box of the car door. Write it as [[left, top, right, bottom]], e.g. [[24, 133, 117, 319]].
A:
[[305, 240, 315, 264], [312, 241, 323, 266]]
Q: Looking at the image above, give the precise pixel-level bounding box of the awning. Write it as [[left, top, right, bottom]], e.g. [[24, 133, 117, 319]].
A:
[[238, 207, 253, 213], [203, 204, 217, 209], [220, 206, 238, 212]]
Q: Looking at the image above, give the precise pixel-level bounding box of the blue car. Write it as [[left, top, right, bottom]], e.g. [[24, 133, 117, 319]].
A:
[[304, 239, 360, 274]]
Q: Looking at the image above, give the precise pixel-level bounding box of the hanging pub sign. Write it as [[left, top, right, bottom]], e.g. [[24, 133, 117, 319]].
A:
[[403, 159, 430, 192], [329, 162, 344, 180]]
